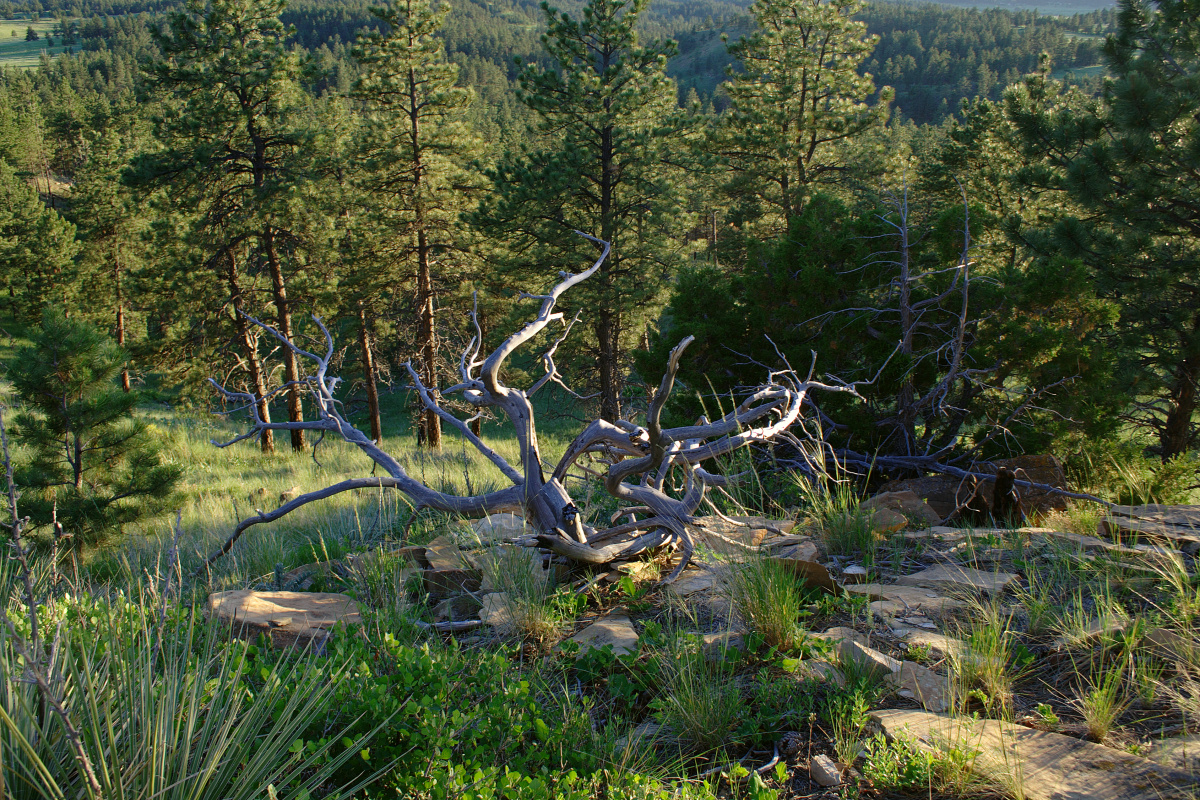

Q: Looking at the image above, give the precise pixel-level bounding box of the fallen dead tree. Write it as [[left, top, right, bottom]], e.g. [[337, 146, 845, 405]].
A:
[[199, 234, 857, 580]]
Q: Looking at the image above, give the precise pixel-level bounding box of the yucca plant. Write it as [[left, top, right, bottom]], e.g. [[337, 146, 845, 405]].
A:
[[1, 594, 387, 800]]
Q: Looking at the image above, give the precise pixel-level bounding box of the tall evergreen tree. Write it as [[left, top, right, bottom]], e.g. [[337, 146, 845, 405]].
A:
[[476, 0, 689, 421], [134, 0, 316, 453], [8, 309, 181, 551], [719, 0, 891, 234], [1007, 0, 1200, 459], [349, 0, 485, 448], [0, 161, 78, 322]]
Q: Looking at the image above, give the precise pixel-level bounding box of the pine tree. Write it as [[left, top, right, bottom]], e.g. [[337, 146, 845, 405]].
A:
[[8, 309, 181, 551], [349, 0, 485, 448], [476, 0, 689, 421], [1006, 1, 1200, 459], [69, 120, 152, 393], [0, 161, 78, 322], [719, 0, 890, 234], [134, 0, 316, 453]]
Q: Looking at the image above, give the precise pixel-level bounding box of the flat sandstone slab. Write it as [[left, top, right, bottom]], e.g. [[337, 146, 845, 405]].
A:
[[896, 564, 1017, 594], [844, 583, 967, 615], [208, 590, 362, 648], [872, 709, 1197, 800], [570, 612, 639, 656]]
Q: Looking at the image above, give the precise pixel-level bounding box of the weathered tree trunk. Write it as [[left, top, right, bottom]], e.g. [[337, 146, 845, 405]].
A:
[[113, 243, 130, 393], [227, 250, 273, 453], [263, 227, 305, 452], [896, 200, 916, 455], [200, 235, 820, 582], [1162, 318, 1200, 460], [357, 302, 383, 443]]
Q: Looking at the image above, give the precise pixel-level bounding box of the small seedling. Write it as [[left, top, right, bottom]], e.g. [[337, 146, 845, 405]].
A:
[[1035, 703, 1059, 729]]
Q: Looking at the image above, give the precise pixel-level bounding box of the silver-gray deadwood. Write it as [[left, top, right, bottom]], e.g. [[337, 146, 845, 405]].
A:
[[200, 234, 857, 580]]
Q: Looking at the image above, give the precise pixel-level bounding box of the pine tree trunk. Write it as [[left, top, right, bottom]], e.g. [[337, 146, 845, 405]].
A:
[[1162, 318, 1200, 460], [415, 228, 441, 448], [408, 62, 441, 450], [357, 302, 383, 443], [228, 251, 273, 453], [597, 120, 621, 422], [896, 206, 916, 454], [114, 243, 130, 393], [263, 227, 305, 452]]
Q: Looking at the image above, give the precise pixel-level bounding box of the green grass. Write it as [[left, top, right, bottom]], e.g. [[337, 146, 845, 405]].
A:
[[0, 18, 70, 69], [100, 395, 583, 591]]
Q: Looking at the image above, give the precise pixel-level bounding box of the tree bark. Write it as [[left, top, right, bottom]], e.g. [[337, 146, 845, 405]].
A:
[[228, 250, 273, 453], [1161, 317, 1200, 460], [357, 302, 382, 443], [113, 243, 130, 393], [263, 227, 305, 452], [415, 229, 441, 448], [597, 114, 621, 422]]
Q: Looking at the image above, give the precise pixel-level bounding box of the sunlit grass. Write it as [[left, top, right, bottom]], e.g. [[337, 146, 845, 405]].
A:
[[95, 390, 583, 591]]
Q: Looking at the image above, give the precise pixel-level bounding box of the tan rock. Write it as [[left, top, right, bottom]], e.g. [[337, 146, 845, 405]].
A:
[[901, 526, 968, 543], [434, 594, 480, 622], [795, 658, 845, 686], [1152, 733, 1200, 773], [424, 534, 464, 570], [861, 490, 942, 527], [896, 661, 951, 712], [895, 564, 1017, 594], [472, 512, 529, 542], [810, 754, 841, 787], [815, 626, 870, 649], [871, 708, 1197, 800], [479, 592, 514, 629], [864, 507, 908, 533], [422, 568, 482, 598], [774, 554, 840, 594], [894, 627, 961, 659], [1100, 505, 1200, 553], [570, 612, 639, 656], [691, 516, 772, 553], [668, 566, 722, 597], [770, 538, 820, 561], [700, 630, 746, 661], [208, 590, 361, 649], [615, 721, 664, 750], [1144, 626, 1197, 659], [1051, 614, 1128, 651], [844, 583, 967, 615]]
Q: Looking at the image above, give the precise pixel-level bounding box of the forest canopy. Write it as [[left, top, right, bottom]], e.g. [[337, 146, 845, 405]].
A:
[[0, 0, 1190, 508]]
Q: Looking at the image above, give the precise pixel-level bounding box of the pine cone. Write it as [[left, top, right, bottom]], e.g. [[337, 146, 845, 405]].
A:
[[779, 731, 803, 759]]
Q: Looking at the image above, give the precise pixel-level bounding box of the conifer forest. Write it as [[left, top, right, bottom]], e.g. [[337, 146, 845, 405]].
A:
[[3, 0, 1200, 796]]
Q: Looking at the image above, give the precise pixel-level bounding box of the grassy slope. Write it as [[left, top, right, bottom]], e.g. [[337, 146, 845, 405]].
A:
[[0, 18, 70, 69]]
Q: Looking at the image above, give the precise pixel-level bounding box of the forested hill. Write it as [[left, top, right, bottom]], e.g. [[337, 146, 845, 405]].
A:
[[0, 0, 1111, 125], [6, 0, 1195, 513]]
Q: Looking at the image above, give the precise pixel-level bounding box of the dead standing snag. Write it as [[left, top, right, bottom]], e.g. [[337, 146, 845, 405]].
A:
[[201, 234, 853, 580]]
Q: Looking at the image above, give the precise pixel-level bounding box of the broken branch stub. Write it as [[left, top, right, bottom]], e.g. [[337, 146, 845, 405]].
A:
[[201, 233, 841, 580]]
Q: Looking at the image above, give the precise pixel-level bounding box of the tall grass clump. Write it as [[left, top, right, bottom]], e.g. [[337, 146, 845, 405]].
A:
[[477, 544, 563, 642], [654, 639, 742, 755], [724, 553, 808, 650], [950, 598, 1026, 715], [1074, 660, 1129, 744], [792, 450, 877, 562]]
